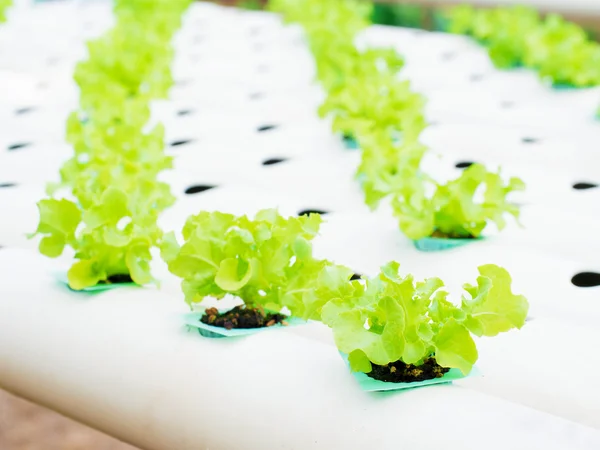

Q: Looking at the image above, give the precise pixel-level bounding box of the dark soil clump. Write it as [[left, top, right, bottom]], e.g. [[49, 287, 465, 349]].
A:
[[100, 274, 133, 284], [431, 229, 476, 240], [367, 357, 449, 383], [201, 305, 288, 330]]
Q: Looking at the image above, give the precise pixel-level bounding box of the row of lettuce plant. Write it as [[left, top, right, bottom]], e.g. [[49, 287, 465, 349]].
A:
[[30, 0, 192, 290], [271, 0, 524, 250], [164, 208, 529, 385], [445, 5, 600, 89]]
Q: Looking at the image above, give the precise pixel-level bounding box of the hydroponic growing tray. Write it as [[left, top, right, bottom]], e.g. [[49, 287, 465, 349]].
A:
[[1, 1, 600, 449]]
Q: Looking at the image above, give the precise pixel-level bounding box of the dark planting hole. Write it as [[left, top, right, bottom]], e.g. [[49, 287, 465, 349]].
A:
[[350, 273, 362, 281], [170, 139, 194, 147], [7, 142, 30, 151], [455, 161, 475, 169], [15, 107, 35, 115], [470, 74, 484, 82], [250, 92, 264, 100], [522, 137, 539, 144], [298, 209, 328, 216], [99, 274, 133, 285], [257, 125, 277, 132], [573, 182, 598, 190], [262, 158, 287, 166], [177, 109, 194, 116], [0, 183, 16, 188], [185, 185, 216, 195], [571, 272, 600, 288]]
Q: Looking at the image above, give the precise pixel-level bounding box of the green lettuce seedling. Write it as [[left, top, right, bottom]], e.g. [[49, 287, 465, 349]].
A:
[[321, 261, 529, 376], [31, 187, 166, 290], [163, 209, 354, 320], [391, 164, 525, 240]]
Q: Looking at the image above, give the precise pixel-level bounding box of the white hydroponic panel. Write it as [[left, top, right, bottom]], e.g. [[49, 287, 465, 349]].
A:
[[1, 1, 600, 449]]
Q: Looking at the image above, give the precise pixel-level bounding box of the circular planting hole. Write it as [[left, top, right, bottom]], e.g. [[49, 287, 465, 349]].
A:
[[15, 107, 35, 115], [572, 182, 598, 190], [0, 183, 16, 188], [298, 209, 328, 216], [177, 109, 194, 116], [7, 142, 31, 151], [522, 137, 539, 144], [170, 139, 194, 147], [257, 125, 277, 133], [571, 272, 600, 288], [350, 273, 362, 281], [262, 158, 287, 166], [185, 185, 216, 195], [455, 161, 475, 169]]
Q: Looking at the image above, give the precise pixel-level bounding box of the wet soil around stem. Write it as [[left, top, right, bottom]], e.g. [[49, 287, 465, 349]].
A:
[[99, 274, 133, 284], [201, 305, 288, 330], [367, 357, 450, 383], [431, 229, 476, 239]]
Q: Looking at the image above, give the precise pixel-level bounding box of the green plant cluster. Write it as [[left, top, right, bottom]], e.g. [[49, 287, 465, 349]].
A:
[[0, 0, 11, 23], [31, 0, 192, 290], [162, 209, 354, 321], [165, 209, 528, 377], [271, 0, 524, 241], [446, 5, 600, 88], [320, 261, 528, 375]]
